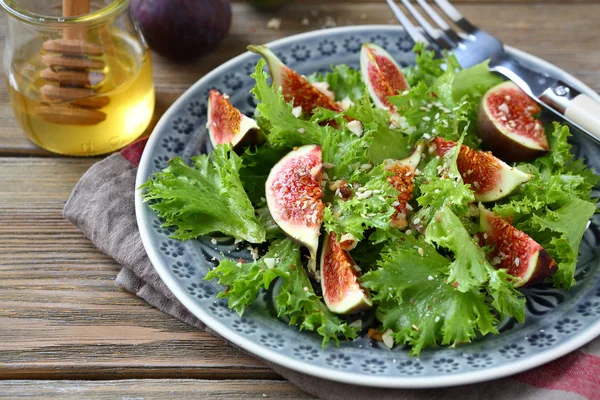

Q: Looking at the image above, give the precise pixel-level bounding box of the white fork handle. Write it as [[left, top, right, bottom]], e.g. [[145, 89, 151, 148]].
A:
[[564, 94, 600, 141]]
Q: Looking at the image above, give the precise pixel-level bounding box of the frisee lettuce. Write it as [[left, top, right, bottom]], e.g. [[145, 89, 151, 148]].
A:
[[323, 164, 399, 240], [426, 206, 525, 322], [205, 238, 358, 347], [142, 43, 598, 354], [308, 64, 365, 102], [251, 59, 371, 180], [361, 234, 498, 355], [141, 144, 266, 243], [492, 123, 599, 287]]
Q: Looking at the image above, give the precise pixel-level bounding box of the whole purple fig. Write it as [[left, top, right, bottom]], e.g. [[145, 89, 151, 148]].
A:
[[131, 0, 231, 62]]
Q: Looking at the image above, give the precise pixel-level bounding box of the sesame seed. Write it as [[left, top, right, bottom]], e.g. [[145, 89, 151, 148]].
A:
[[405, 229, 412, 235], [435, 316, 440, 322], [422, 116, 431, 121], [211, 237, 217, 245], [413, 218, 421, 225], [418, 247, 424, 256], [297, 128, 305, 134]]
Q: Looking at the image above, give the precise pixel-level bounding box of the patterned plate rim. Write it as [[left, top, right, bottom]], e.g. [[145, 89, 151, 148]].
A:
[[135, 25, 600, 388]]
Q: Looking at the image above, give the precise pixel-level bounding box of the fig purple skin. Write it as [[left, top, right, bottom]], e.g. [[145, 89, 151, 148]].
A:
[[131, 0, 231, 62]]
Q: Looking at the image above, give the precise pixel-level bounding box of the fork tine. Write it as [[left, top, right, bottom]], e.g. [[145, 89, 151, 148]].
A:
[[433, 0, 477, 34], [385, 0, 429, 46], [399, 0, 452, 50], [415, 0, 462, 44]]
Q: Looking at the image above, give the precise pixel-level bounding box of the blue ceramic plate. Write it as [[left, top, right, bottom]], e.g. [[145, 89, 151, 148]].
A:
[[135, 26, 600, 388]]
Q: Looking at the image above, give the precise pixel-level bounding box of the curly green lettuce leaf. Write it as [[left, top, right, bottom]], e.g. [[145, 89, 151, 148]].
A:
[[205, 238, 357, 346], [452, 60, 504, 103], [307, 64, 365, 102], [239, 144, 288, 206], [388, 77, 476, 148], [523, 197, 596, 288], [251, 59, 371, 179], [141, 144, 265, 243], [323, 164, 399, 240], [403, 43, 445, 87], [345, 92, 414, 163], [413, 138, 475, 225], [426, 206, 525, 322], [361, 234, 497, 355], [492, 123, 599, 288]]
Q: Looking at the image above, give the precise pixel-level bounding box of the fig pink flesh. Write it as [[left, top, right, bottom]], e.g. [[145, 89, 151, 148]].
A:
[[433, 137, 503, 195], [481, 207, 557, 286], [365, 47, 408, 109], [321, 232, 371, 313], [268, 146, 324, 229], [280, 66, 343, 115], [208, 90, 242, 145], [485, 84, 548, 149]]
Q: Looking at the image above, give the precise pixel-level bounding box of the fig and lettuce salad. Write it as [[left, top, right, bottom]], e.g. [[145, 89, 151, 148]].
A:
[[141, 43, 599, 355]]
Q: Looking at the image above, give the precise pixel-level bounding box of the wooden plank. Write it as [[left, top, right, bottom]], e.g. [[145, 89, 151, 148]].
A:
[[0, 380, 315, 399], [1, 2, 600, 156], [0, 158, 277, 380]]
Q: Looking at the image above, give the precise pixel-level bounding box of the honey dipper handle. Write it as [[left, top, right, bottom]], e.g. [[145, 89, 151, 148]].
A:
[[63, 0, 90, 39]]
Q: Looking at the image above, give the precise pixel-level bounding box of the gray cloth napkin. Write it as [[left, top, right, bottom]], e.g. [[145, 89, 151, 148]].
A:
[[62, 149, 588, 400]]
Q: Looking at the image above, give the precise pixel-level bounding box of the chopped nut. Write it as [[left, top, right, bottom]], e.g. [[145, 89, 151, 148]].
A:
[[263, 257, 275, 269], [349, 319, 363, 329], [267, 18, 281, 30], [323, 15, 336, 28], [382, 329, 394, 349], [347, 120, 364, 137], [338, 96, 354, 111], [292, 106, 303, 118], [311, 81, 335, 100], [339, 233, 359, 251]]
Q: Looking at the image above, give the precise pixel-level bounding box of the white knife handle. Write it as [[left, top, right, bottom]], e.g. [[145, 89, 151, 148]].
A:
[[565, 94, 600, 141], [540, 81, 600, 141]]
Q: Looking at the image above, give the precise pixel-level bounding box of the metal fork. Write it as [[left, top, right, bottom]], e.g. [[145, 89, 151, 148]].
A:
[[386, 0, 600, 143]]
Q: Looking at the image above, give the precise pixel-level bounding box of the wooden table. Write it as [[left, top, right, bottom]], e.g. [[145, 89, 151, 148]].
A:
[[1, 1, 599, 398]]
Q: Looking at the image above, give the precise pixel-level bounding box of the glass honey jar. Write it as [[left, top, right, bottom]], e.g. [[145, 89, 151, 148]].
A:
[[1, 0, 155, 156]]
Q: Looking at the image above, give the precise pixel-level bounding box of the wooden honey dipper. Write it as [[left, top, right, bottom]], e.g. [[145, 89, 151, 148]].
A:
[[36, 0, 110, 125]]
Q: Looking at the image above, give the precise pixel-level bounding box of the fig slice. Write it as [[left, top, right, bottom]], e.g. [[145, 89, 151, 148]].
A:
[[479, 204, 557, 287], [248, 45, 343, 115], [432, 137, 531, 202], [360, 43, 408, 112], [384, 144, 423, 229], [207, 90, 264, 149], [320, 232, 372, 314], [266, 145, 324, 273], [478, 81, 549, 162]]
